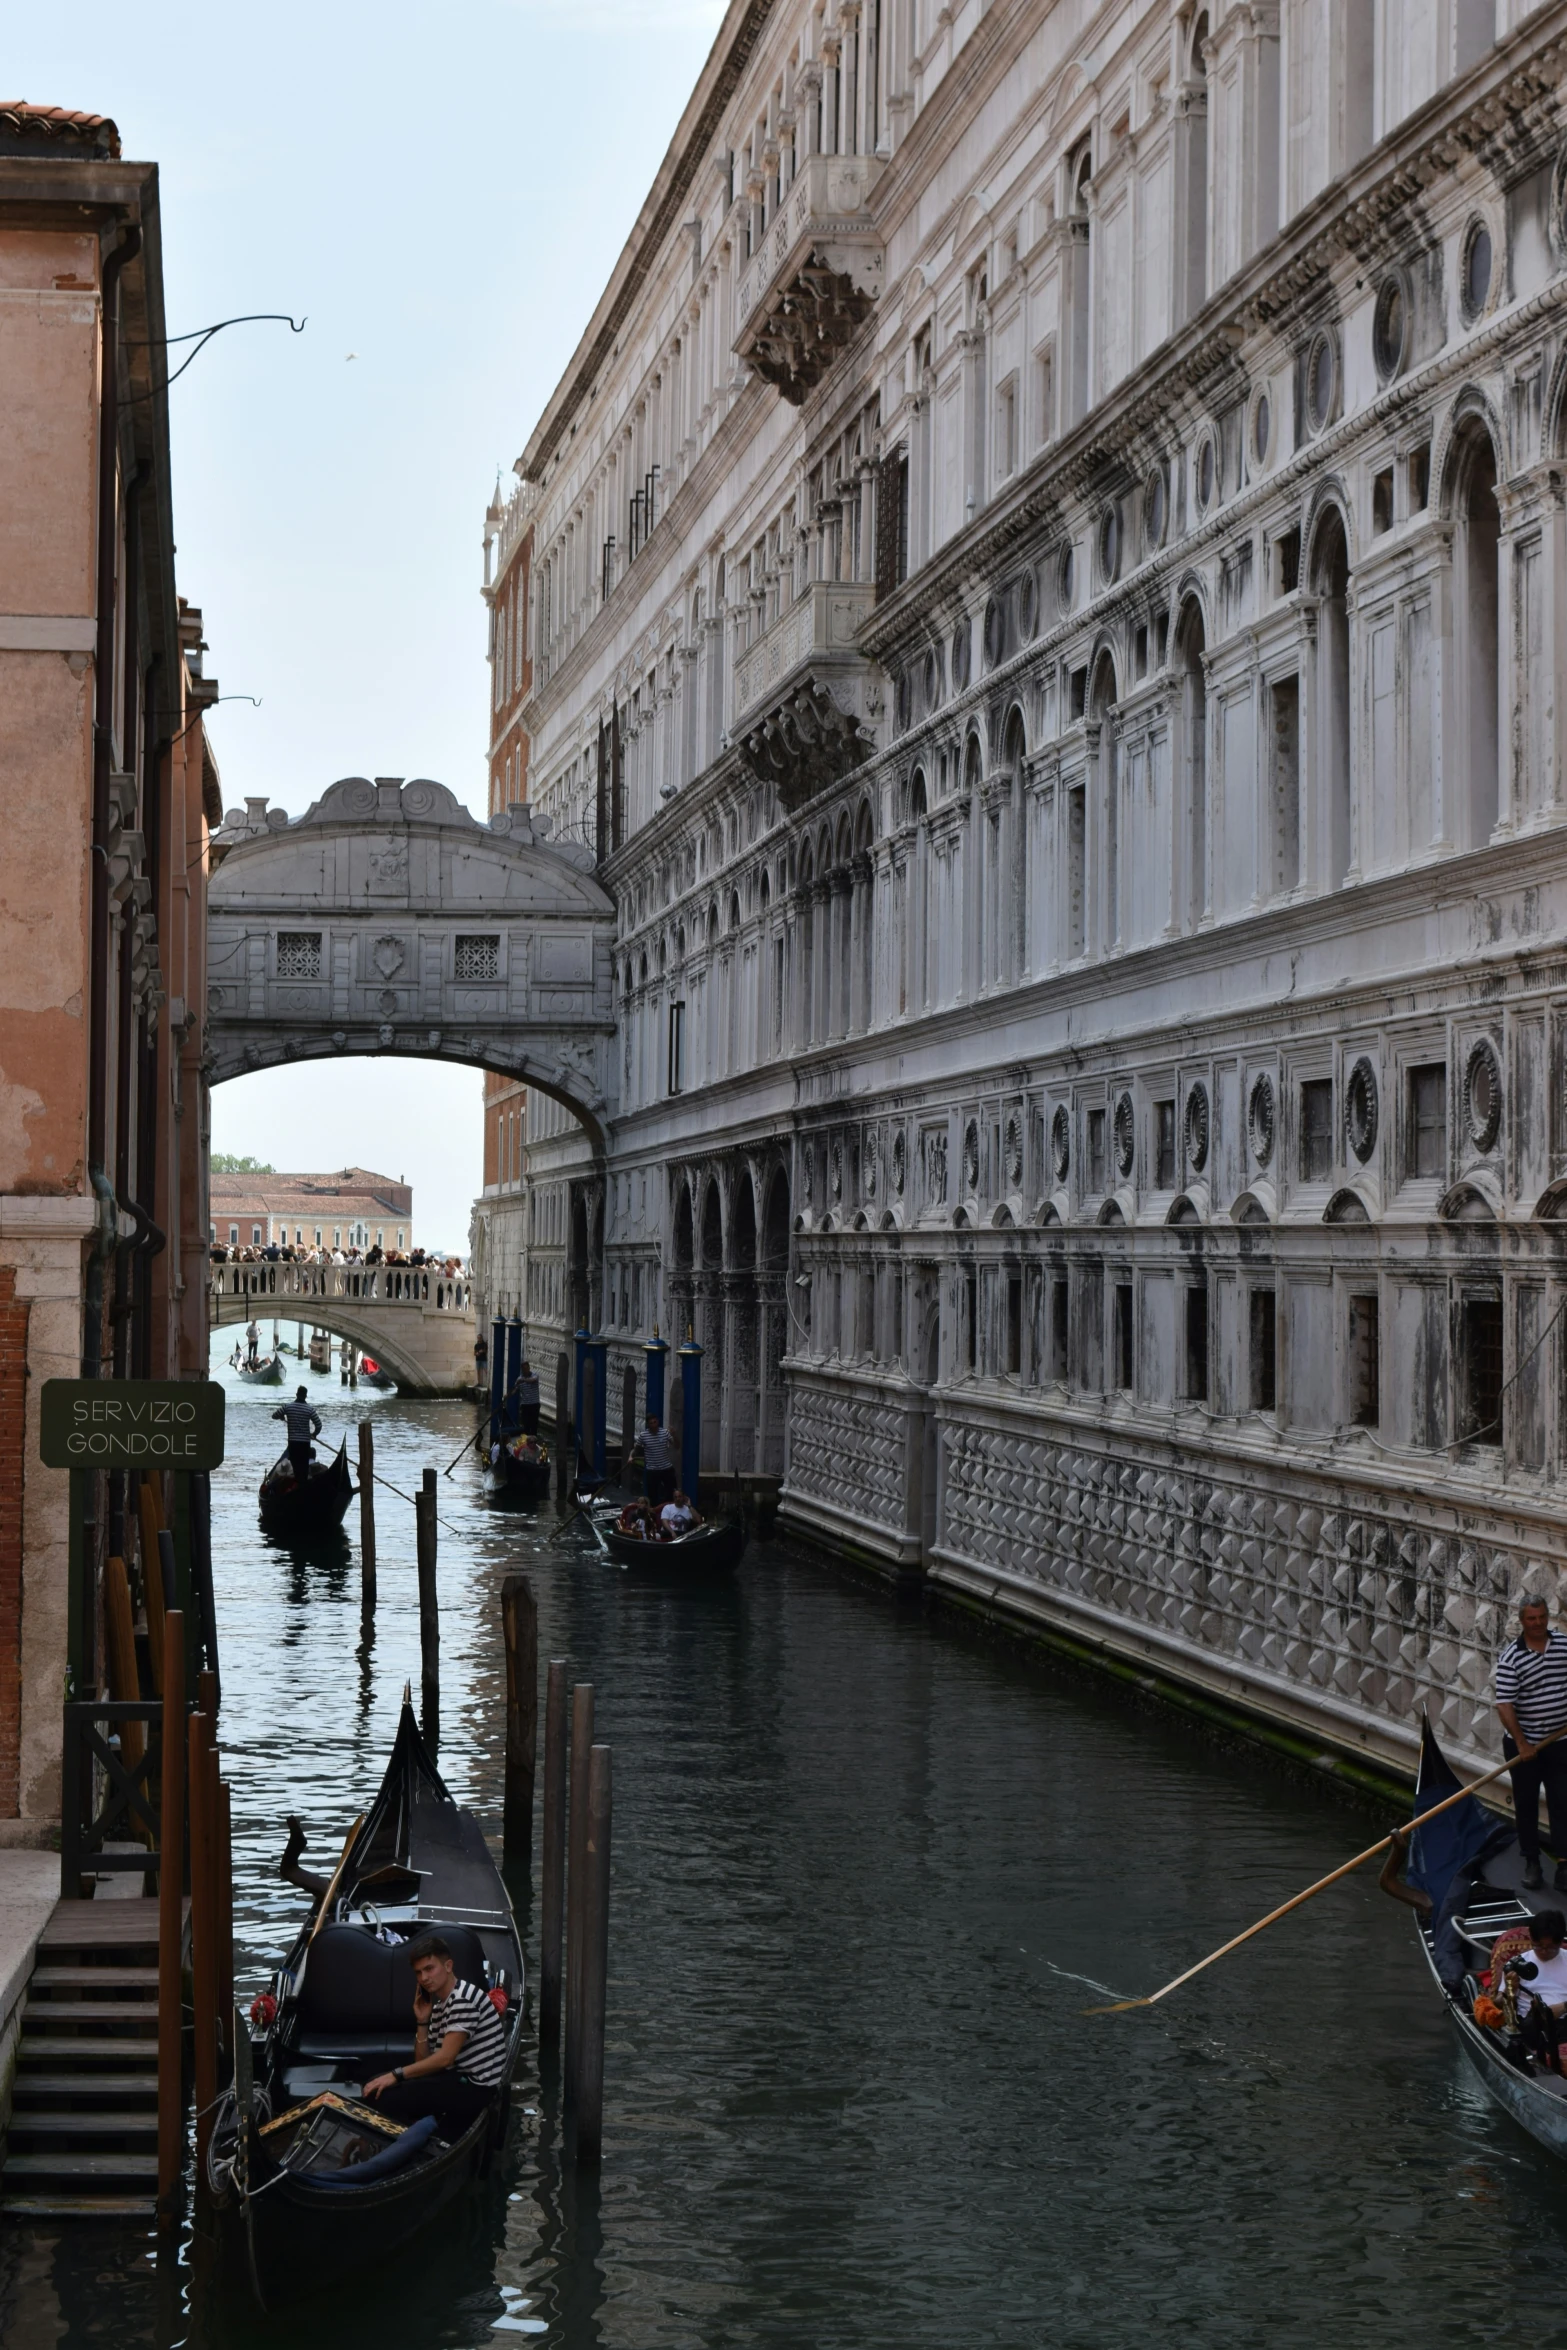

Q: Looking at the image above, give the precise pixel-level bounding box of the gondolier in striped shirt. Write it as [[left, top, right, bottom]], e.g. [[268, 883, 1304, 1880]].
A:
[[363, 1933, 508, 2126], [1496, 1596, 1567, 1892]]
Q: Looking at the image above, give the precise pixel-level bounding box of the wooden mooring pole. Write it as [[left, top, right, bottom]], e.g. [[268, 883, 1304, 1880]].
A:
[[358, 1420, 377, 1610], [417, 1468, 439, 1743], [189, 1705, 218, 2175], [157, 1608, 185, 2219], [539, 1659, 568, 2057], [501, 1575, 538, 1867], [576, 1742, 613, 2162], [554, 1354, 570, 1500], [563, 1681, 594, 2106]]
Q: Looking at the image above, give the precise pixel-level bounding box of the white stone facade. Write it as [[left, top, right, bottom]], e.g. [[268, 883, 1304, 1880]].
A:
[[479, 0, 1567, 1779]]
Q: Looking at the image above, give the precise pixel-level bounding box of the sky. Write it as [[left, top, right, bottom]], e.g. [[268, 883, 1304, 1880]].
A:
[[7, 0, 726, 1250]]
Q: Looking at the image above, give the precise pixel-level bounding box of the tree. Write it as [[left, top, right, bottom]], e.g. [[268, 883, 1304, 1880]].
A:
[[211, 1153, 274, 1174]]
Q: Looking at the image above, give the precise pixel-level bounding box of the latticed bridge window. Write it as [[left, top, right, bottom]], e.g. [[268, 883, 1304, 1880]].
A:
[[455, 934, 500, 980], [276, 931, 322, 978]]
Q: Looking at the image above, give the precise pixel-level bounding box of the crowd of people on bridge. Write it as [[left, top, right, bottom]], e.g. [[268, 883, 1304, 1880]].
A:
[[210, 1238, 466, 1277]]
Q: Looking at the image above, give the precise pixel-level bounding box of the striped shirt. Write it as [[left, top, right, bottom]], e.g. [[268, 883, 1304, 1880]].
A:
[[1496, 1630, 1567, 1743], [428, 1979, 508, 2087]]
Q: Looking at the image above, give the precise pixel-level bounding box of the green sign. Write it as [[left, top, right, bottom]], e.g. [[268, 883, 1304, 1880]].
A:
[[40, 1379, 226, 1471]]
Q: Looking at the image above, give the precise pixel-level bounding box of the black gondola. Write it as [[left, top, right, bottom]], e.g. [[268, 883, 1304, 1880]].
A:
[[486, 1437, 552, 1501], [213, 1699, 524, 2310], [596, 1514, 748, 1577], [235, 1351, 285, 1386], [258, 1440, 354, 1535], [358, 1355, 397, 1391]]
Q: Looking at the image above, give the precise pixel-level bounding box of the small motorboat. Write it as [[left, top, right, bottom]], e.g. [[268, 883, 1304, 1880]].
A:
[[486, 1435, 552, 1500], [259, 1441, 354, 1536], [236, 1351, 285, 1386], [212, 1699, 523, 2309], [359, 1356, 397, 1392], [596, 1511, 747, 1577], [1407, 1718, 1567, 2157]]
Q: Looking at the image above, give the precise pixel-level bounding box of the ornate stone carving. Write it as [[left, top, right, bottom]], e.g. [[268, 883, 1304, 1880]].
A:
[[1249, 1074, 1276, 1168], [1113, 1092, 1135, 1180], [1465, 1038, 1502, 1152], [1184, 1082, 1210, 1174], [1346, 1057, 1379, 1163]]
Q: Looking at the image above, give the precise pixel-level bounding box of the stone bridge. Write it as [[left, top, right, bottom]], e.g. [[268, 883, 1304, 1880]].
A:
[[205, 776, 617, 1138], [211, 1262, 477, 1395]]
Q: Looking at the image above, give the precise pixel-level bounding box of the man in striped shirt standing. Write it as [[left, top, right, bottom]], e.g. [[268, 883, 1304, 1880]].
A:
[[1496, 1598, 1567, 1892], [363, 1932, 509, 2126]]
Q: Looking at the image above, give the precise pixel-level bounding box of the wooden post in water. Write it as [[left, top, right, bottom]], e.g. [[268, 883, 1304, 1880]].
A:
[[157, 1608, 185, 2220], [416, 1468, 439, 1742], [539, 1659, 568, 2057], [358, 1420, 377, 1609], [620, 1365, 637, 1485], [563, 1681, 594, 2106], [554, 1354, 570, 1498], [576, 1742, 613, 2162], [216, 1774, 234, 2058], [189, 1707, 218, 2176], [501, 1575, 538, 1867]]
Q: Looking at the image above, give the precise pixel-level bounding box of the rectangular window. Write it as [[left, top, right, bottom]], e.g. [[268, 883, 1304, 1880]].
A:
[[454, 934, 500, 981], [276, 930, 322, 979], [1271, 677, 1300, 892], [228, 1225, 238, 1245], [1006, 1275, 1022, 1375], [1087, 1107, 1107, 1194], [1068, 786, 1086, 956], [1080, 1261, 1104, 1390], [1350, 1294, 1380, 1427], [1372, 467, 1394, 535], [1409, 1063, 1447, 1180], [1155, 1100, 1176, 1190], [964, 1267, 977, 1371], [1409, 444, 1431, 510], [1462, 1296, 1504, 1444], [1249, 1289, 1278, 1412], [1035, 345, 1055, 449], [1114, 1282, 1134, 1391], [1300, 1079, 1334, 1182], [997, 377, 1017, 479], [668, 1000, 686, 1094], [1049, 1277, 1069, 1380], [252, 1225, 262, 1244], [1275, 528, 1301, 596], [1185, 1285, 1209, 1404]]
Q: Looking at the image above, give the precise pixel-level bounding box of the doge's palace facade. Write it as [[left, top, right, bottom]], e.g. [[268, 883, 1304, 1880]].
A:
[[475, 0, 1567, 1778]]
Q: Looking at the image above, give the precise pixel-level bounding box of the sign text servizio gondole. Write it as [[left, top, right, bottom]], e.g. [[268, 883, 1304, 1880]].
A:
[[39, 1379, 227, 1471]]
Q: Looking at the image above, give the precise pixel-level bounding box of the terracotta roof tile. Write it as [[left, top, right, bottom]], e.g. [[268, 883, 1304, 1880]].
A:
[[0, 101, 122, 160]]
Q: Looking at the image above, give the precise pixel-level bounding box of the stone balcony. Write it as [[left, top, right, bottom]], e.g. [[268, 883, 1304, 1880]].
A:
[[732, 579, 879, 811], [732, 152, 886, 406]]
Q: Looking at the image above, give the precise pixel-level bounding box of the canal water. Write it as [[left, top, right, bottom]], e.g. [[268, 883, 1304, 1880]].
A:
[[5, 1347, 1567, 2348]]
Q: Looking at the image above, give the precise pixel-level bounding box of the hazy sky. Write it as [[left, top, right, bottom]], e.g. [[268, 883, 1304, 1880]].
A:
[[9, 0, 724, 1247]]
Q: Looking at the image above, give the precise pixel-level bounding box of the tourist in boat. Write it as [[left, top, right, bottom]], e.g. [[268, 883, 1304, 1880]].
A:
[[362, 1934, 507, 2127], [616, 1500, 652, 1540], [661, 1489, 701, 1538], [271, 1387, 322, 1485], [1496, 1597, 1567, 1891], [1510, 1910, 1567, 2074], [642, 1414, 675, 1506]]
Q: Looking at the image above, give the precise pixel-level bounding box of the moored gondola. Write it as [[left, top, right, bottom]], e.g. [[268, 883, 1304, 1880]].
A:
[[258, 1440, 354, 1536], [212, 1699, 524, 2310], [596, 1513, 747, 1577]]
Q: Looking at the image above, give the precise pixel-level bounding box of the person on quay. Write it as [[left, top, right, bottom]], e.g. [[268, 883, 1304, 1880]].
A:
[[642, 1414, 675, 1507], [1497, 1595, 1567, 1891], [272, 1387, 322, 1486], [245, 1317, 260, 1367], [517, 1359, 541, 1436], [1511, 1909, 1567, 2073], [363, 1933, 507, 2126]]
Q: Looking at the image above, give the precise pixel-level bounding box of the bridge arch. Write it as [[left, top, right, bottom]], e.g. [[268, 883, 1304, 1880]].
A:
[[206, 777, 618, 1142], [210, 1265, 476, 1395]]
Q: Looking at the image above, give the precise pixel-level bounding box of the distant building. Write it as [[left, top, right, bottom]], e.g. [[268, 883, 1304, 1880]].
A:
[[210, 1168, 413, 1253]]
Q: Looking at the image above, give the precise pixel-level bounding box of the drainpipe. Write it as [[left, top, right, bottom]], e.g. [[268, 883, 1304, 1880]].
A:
[[83, 224, 141, 1379]]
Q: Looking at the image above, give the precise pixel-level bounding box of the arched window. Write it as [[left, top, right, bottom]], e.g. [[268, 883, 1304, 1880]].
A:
[[1175, 599, 1208, 928], [1310, 508, 1352, 887], [1454, 424, 1501, 845]]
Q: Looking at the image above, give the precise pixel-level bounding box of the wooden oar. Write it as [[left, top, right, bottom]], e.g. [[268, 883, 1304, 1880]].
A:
[[1086, 1723, 1567, 2014], [307, 1812, 366, 1944]]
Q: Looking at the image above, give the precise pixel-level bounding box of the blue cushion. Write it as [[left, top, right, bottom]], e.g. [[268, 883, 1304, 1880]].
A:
[[312, 2113, 439, 2186]]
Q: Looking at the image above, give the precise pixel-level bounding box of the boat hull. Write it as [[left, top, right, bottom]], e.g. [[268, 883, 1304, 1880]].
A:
[[259, 1442, 354, 1535], [1420, 1923, 1567, 2159], [490, 1450, 552, 1501], [600, 1519, 747, 1576], [237, 1354, 285, 1385]]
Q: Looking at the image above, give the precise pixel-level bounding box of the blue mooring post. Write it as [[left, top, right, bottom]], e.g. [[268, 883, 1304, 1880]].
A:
[[587, 1336, 609, 1481], [489, 1317, 506, 1443], [644, 1328, 669, 1427], [573, 1327, 590, 1462], [677, 1332, 703, 1502], [504, 1318, 524, 1437]]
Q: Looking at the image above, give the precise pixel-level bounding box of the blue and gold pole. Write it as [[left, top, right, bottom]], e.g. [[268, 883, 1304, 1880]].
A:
[[677, 1328, 703, 1503], [644, 1327, 669, 1426]]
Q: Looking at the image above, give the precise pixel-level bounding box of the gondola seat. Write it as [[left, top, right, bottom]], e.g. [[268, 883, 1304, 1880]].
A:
[[290, 1922, 490, 2065]]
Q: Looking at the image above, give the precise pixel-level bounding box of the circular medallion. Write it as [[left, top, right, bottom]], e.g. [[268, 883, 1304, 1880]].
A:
[[1113, 1092, 1135, 1180], [892, 1129, 906, 1194], [1051, 1104, 1071, 1182], [830, 1141, 843, 1199], [1018, 569, 1039, 642], [963, 1120, 980, 1194], [865, 1137, 879, 1200], [951, 621, 972, 691], [1004, 1115, 1023, 1187], [1249, 1073, 1276, 1169], [1346, 1056, 1379, 1163], [1184, 1082, 1210, 1174], [1465, 1038, 1502, 1153], [1144, 467, 1167, 552], [983, 597, 1005, 671]]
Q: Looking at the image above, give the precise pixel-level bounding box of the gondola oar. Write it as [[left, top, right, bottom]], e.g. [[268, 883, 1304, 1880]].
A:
[[1086, 1723, 1567, 2015], [307, 1812, 365, 1943]]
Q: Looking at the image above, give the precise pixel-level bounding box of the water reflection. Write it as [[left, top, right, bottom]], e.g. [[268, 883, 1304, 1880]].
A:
[[8, 1347, 1567, 2346]]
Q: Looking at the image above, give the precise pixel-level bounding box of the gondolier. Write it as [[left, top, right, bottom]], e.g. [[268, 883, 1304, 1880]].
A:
[[272, 1387, 323, 1486], [246, 1317, 261, 1367], [642, 1414, 675, 1506], [1496, 1596, 1567, 1891], [516, 1360, 540, 1435], [363, 1934, 508, 2127]]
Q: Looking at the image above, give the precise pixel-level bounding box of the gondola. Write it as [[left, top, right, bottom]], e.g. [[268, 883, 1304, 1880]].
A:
[[258, 1440, 354, 1535], [596, 1512, 748, 1577], [359, 1355, 397, 1391], [235, 1351, 285, 1386], [486, 1436, 552, 1500], [1410, 1718, 1567, 2159], [211, 1698, 524, 2310]]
